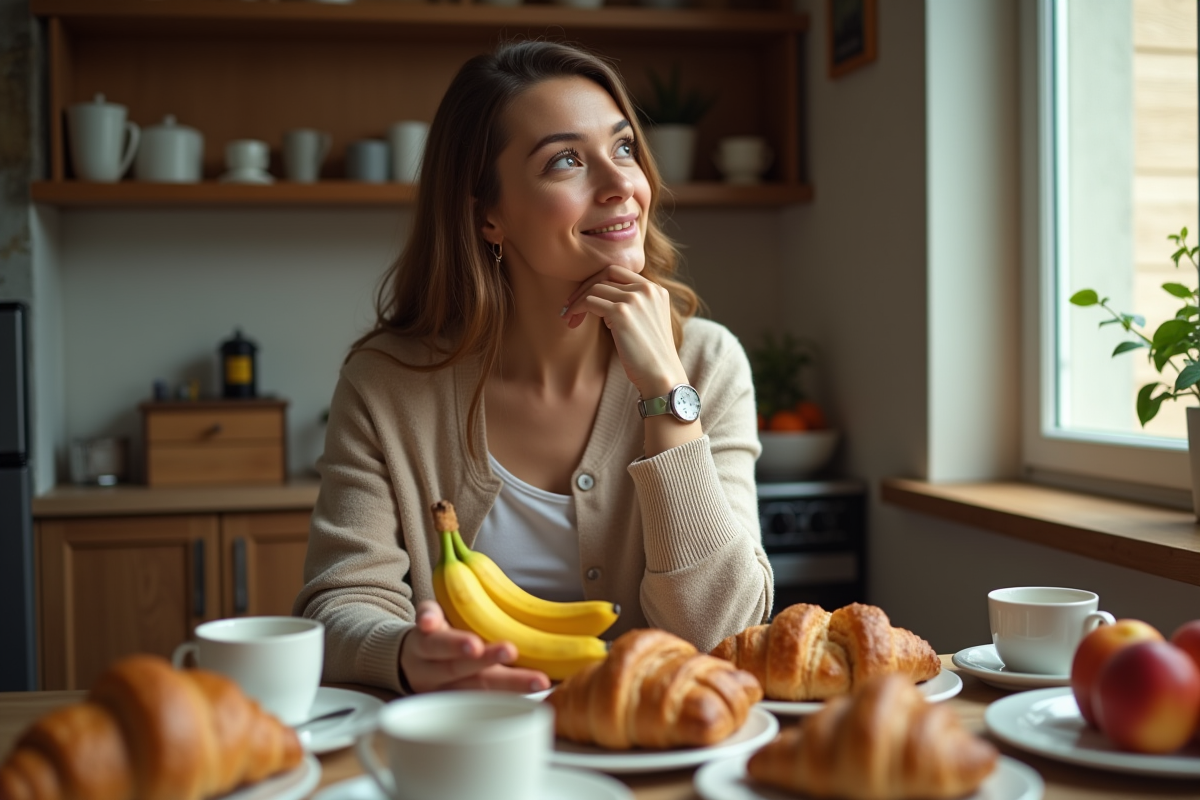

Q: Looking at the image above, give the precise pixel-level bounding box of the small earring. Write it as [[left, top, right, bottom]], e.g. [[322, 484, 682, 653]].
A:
[[492, 242, 503, 268]]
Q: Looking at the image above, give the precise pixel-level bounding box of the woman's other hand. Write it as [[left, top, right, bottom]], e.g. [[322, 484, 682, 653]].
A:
[[561, 264, 688, 400], [399, 600, 551, 693]]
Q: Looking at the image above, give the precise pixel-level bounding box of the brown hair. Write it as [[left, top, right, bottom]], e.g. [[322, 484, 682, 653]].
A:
[[349, 40, 701, 443]]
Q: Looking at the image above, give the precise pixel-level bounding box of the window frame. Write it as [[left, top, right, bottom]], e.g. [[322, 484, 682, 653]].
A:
[[1020, 0, 1192, 502]]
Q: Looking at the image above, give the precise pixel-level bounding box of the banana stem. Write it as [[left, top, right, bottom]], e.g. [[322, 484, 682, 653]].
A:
[[451, 530, 472, 562], [440, 530, 459, 566]]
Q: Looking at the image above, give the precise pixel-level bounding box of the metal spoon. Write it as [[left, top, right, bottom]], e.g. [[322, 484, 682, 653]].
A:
[[294, 706, 355, 730]]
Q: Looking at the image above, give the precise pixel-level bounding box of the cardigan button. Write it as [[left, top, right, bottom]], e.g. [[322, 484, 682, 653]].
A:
[[586, 567, 602, 581], [576, 473, 595, 491]]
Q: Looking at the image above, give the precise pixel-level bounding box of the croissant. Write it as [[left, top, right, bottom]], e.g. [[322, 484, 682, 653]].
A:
[[0, 655, 304, 800], [747, 673, 997, 800], [711, 603, 941, 701], [548, 628, 763, 750]]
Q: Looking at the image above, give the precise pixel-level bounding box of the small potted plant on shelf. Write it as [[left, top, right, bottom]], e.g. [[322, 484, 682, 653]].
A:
[[1070, 226, 1200, 514], [747, 330, 838, 481], [636, 64, 717, 185]]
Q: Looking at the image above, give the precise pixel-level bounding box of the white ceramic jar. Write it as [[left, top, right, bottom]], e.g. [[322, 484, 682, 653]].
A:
[[135, 115, 204, 183]]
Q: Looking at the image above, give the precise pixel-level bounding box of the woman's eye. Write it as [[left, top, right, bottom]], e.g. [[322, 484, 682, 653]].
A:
[[617, 142, 634, 158], [549, 152, 581, 170]]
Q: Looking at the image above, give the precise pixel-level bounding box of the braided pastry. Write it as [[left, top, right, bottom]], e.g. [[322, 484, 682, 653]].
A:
[[747, 673, 997, 800], [548, 628, 762, 750], [711, 603, 941, 701], [0, 655, 304, 800]]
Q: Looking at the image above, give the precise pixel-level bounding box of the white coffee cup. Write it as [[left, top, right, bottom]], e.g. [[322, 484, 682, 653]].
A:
[[171, 616, 324, 725], [67, 94, 141, 183], [283, 128, 332, 183], [356, 692, 553, 800], [713, 135, 774, 185], [387, 120, 429, 184], [226, 139, 270, 172], [988, 587, 1115, 675]]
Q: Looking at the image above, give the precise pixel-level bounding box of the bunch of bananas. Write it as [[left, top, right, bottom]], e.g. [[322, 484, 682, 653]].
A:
[[430, 501, 619, 681]]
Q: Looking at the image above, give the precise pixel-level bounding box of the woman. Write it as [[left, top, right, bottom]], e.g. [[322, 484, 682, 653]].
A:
[[295, 40, 772, 694]]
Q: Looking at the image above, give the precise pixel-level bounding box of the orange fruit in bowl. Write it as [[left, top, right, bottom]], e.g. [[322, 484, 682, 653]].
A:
[[768, 410, 808, 432], [795, 401, 826, 430]]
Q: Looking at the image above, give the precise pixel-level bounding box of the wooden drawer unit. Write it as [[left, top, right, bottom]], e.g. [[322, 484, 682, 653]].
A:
[[141, 399, 288, 487]]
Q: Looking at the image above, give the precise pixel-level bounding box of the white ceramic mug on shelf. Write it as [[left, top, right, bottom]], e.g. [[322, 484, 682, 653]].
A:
[[387, 120, 428, 184], [356, 692, 553, 800], [283, 128, 332, 183], [714, 135, 773, 185], [172, 616, 324, 725], [67, 94, 140, 182], [988, 587, 1114, 675]]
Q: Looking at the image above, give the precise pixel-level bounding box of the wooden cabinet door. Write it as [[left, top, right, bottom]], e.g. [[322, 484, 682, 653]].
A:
[[37, 515, 220, 691], [220, 512, 310, 618]]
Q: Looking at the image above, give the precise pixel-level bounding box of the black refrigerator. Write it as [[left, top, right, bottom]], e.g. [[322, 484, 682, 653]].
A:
[[0, 302, 36, 690]]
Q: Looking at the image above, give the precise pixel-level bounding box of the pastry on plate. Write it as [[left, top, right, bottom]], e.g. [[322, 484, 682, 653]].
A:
[[549, 627, 762, 750], [711, 603, 941, 701], [0, 654, 303, 800], [748, 673, 997, 799]]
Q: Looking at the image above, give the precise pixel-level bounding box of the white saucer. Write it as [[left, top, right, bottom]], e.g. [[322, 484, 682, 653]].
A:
[[219, 168, 275, 184], [311, 768, 633, 800], [694, 753, 1044, 800], [757, 666, 963, 715], [985, 687, 1200, 778], [952, 644, 1070, 690], [226, 753, 321, 800], [296, 687, 385, 754]]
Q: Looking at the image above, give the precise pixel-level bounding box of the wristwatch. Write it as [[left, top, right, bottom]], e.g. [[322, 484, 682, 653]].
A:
[[637, 384, 702, 423]]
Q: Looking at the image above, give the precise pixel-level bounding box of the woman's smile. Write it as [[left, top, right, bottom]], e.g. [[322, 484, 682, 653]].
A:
[[581, 214, 639, 241]]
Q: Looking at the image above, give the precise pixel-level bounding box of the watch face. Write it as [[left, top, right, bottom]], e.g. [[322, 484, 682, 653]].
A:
[[670, 385, 702, 422]]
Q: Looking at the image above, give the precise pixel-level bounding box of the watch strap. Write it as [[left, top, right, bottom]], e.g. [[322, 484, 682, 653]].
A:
[[638, 395, 670, 418]]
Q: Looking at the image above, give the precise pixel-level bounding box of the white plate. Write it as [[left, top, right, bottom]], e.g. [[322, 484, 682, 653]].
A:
[[549, 706, 779, 774], [952, 644, 1071, 691], [222, 754, 321, 800], [311, 767, 633, 800], [694, 753, 1044, 800], [296, 687, 385, 754], [985, 686, 1200, 778], [757, 667, 963, 716]]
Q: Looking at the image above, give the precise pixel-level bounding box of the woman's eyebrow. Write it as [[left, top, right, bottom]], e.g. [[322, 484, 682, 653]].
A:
[[527, 120, 631, 158]]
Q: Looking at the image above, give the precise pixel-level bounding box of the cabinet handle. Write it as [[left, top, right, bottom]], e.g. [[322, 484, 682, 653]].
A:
[[233, 537, 248, 615], [193, 539, 206, 617]]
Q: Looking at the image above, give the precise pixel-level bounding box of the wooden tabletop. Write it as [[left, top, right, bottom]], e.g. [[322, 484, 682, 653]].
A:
[[2, 657, 1197, 799]]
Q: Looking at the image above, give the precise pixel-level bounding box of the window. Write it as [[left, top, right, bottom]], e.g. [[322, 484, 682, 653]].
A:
[[1025, 0, 1197, 495]]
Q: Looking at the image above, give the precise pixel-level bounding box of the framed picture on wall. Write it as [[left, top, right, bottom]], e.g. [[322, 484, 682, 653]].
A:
[[827, 0, 878, 79]]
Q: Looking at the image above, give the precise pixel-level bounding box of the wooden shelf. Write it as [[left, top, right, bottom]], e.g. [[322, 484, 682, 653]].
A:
[[31, 180, 811, 208], [32, 1, 809, 39], [880, 478, 1200, 588]]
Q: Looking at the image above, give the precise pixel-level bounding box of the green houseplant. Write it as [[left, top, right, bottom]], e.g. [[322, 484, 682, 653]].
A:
[[1069, 227, 1200, 426], [637, 65, 717, 185]]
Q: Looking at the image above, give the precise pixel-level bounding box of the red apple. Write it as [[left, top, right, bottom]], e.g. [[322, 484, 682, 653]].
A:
[[1170, 620, 1200, 672], [1070, 619, 1163, 727], [1093, 640, 1200, 754]]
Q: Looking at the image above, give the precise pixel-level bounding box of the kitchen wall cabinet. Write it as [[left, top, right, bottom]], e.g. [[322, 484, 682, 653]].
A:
[[31, 0, 810, 208], [37, 509, 311, 690]]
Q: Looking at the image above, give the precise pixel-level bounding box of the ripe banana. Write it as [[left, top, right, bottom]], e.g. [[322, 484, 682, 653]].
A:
[[430, 502, 608, 681], [451, 530, 619, 636]]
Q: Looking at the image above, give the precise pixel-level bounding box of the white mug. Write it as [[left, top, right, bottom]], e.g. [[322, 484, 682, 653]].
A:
[[713, 135, 774, 185], [387, 120, 429, 184], [172, 616, 324, 725], [283, 128, 332, 183], [67, 94, 140, 183], [226, 139, 270, 172], [356, 692, 553, 800], [988, 587, 1115, 675]]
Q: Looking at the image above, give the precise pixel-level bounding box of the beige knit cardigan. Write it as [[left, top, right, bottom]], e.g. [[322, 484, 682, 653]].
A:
[[294, 316, 773, 693]]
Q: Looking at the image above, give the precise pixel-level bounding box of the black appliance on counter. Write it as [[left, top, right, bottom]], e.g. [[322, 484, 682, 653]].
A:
[[758, 480, 866, 615], [0, 302, 36, 690]]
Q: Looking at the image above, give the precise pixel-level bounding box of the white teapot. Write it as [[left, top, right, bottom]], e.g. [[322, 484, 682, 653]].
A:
[[134, 115, 204, 183]]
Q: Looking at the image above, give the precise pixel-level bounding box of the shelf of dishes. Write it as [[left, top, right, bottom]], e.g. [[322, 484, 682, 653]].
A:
[[32, 0, 808, 38], [30, 180, 813, 208]]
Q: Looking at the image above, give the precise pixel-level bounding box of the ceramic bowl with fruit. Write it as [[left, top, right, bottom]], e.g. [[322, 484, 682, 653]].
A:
[[749, 332, 839, 482]]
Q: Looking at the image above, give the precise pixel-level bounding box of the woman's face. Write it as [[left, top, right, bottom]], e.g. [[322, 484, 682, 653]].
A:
[[483, 76, 652, 284]]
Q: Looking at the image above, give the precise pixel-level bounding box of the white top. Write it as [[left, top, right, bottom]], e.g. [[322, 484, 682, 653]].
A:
[[474, 454, 585, 602]]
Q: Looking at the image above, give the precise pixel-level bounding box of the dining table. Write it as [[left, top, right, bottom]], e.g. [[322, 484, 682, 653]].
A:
[[1, 655, 1196, 800]]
